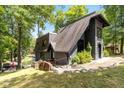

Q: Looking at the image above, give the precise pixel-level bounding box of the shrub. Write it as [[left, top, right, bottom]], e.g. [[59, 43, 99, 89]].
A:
[[77, 51, 92, 64], [72, 55, 80, 64], [103, 49, 110, 57]]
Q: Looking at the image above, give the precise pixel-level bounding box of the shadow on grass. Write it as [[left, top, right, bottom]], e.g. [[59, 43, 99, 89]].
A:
[[0, 69, 22, 77], [1, 66, 124, 88], [0, 72, 91, 88]]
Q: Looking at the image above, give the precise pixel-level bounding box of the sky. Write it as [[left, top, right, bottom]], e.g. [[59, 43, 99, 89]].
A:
[[32, 5, 102, 38]]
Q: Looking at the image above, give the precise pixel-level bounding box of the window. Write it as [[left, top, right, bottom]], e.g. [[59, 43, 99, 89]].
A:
[[97, 27, 102, 39]]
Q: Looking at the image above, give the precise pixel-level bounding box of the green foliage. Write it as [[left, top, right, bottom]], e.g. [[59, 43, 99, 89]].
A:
[[72, 50, 92, 64], [0, 6, 4, 14], [0, 6, 55, 69], [22, 55, 32, 65], [77, 51, 92, 64], [54, 5, 88, 31], [54, 10, 65, 31], [27, 6, 55, 37], [65, 5, 88, 24], [71, 55, 80, 64], [103, 49, 110, 57], [103, 5, 124, 53]]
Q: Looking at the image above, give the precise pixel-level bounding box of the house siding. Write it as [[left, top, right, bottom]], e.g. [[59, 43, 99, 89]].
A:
[[95, 18, 104, 59], [85, 18, 96, 59], [69, 45, 78, 64], [80, 18, 104, 60], [54, 52, 68, 65], [44, 52, 51, 60]]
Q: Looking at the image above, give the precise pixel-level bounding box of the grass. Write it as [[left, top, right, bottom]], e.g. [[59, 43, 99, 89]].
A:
[[22, 55, 33, 65], [1, 65, 124, 88], [0, 68, 45, 88]]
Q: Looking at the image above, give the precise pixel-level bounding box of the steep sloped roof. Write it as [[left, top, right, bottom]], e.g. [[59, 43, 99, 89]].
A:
[[35, 32, 56, 52], [51, 12, 109, 52]]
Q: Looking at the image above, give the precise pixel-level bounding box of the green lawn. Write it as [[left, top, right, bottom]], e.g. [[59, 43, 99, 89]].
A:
[[1, 65, 124, 88], [22, 55, 33, 65]]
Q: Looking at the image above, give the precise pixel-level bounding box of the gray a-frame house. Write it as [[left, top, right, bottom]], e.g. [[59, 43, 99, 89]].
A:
[[35, 12, 109, 65]]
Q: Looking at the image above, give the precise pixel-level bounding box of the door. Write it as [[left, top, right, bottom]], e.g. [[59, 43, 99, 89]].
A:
[[77, 40, 85, 52], [98, 44, 101, 58]]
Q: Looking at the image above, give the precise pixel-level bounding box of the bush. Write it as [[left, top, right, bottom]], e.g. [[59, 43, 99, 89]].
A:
[[71, 50, 93, 64], [103, 49, 110, 57], [72, 55, 80, 64], [77, 51, 92, 64]]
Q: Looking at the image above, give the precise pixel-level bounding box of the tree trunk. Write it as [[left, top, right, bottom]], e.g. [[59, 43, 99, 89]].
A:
[[37, 20, 40, 37], [14, 49, 17, 61], [10, 17, 14, 62], [0, 53, 3, 72], [112, 34, 115, 54], [114, 21, 117, 54], [17, 23, 22, 69], [120, 37, 124, 54], [120, 7, 124, 54], [10, 49, 13, 62], [0, 60, 2, 72]]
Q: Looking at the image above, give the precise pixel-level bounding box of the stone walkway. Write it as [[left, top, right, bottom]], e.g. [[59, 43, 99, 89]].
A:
[[53, 56, 124, 74], [76, 56, 124, 70]]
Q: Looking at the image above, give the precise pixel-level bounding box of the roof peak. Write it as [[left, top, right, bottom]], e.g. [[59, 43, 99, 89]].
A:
[[61, 11, 98, 27]]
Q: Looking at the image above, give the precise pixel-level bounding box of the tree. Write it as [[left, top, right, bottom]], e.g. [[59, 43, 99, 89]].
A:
[[7, 6, 35, 69], [54, 5, 88, 31], [117, 6, 124, 54], [0, 6, 55, 69], [26, 6, 55, 37], [54, 10, 65, 31], [0, 6, 8, 70], [65, 5, 88, 24], [103, 5, 124, 54]]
